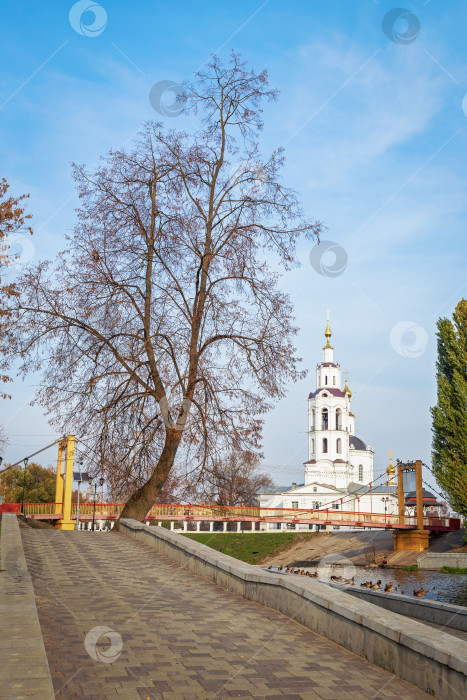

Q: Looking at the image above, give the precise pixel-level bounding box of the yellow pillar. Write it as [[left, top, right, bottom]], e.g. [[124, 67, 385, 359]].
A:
[[54, 440, 65, 514], [397, 462, 405, 525], [415, 459, 424, 533], [393, 460, 429, 552], [56, 435, 75, 530]]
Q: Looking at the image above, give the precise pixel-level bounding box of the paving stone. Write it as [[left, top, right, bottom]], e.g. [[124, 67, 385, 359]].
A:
[[21, 529, 432, 699]]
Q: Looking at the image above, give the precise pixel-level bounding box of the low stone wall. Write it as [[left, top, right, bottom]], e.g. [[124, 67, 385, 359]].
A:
[[121, 518, 467, 700], [418, 552, 467, 570], [0, 514, 54, 699], [333, 584, 467, 632]]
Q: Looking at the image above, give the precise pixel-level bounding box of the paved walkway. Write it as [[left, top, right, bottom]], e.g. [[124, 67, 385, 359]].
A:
[[21, 529, 431, 700]]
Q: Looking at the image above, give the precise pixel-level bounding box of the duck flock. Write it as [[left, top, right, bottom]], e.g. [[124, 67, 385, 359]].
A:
[[266, 566, 429, 597]]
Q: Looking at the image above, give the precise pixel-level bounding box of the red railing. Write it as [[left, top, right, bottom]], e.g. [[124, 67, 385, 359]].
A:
[[12, 502, 460, 531]]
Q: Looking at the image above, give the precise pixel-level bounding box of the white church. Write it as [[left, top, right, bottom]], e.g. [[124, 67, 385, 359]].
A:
[[259, 315, 399, 528]]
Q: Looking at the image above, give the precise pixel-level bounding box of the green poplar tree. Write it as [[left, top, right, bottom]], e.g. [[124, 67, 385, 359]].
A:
[[431, 299, 467, 517]]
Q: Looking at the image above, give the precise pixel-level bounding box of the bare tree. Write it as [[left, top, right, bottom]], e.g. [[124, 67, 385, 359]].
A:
[[195, 452, 273, 506], [2, 53, 321, 522]]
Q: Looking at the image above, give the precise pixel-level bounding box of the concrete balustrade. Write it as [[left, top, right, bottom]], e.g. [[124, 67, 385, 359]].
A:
[[0, 514, 54, 698], [120, 518, 467, 700], [333, 584, 467, 632]]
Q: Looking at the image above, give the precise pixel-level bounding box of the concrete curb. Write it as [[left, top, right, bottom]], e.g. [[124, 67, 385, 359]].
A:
[[0, 514, 54, 699], [121, 518, 467, 700], [418, 552, 467, 570], [334, 584, 467, 632]]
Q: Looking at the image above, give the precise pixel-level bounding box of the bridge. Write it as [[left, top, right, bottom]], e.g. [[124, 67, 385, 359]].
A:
[[0, 436, 460, 550], [4, 501, 460, 533]]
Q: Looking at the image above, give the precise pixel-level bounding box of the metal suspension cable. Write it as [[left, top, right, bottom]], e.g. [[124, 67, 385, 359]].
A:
[[0, 438, 63, 476], [304, 469, 390, 512], [422, 478, 446, 503]]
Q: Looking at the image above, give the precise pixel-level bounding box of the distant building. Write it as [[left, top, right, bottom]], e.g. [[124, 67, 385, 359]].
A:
[[405, 489, 443, 517], [259, 315, 399, 530]]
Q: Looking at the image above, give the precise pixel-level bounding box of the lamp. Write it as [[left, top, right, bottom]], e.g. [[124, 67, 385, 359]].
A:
[[21, 457, 29, 516]]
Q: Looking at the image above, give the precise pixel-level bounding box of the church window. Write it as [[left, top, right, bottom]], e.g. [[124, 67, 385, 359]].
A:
[[292, 501, 298, 509], [335, 409, 341, 430], [333, 376, 336, 385], [311, 439, 314, 454], [358, 464, 363, 481], [313, 487, 317, 492], [313, 501, 319, 509], [336, 438, 342, 453], [311, 409, 315, 429], [325, 375, 328, 384], [323, 438, 328, 453], [322, 408, 328, 430], [332, 502, 339, 510]]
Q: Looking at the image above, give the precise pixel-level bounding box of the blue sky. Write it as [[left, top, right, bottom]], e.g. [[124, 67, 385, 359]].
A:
[[1, 0, 466, 496]]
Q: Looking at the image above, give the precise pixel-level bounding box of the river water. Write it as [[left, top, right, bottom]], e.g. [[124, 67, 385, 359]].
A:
[[266, 565, 467, 606]]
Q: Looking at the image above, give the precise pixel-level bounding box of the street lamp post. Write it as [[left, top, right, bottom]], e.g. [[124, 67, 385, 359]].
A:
[[381, 496, 389, 521], [75, 458, 84, 531], [21, 458, 28, 516], [89, 475, 105, 532]]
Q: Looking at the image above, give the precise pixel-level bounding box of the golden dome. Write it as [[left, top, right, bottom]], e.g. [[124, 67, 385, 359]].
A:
[[323, 310, 333, 349], [386, 450, 396, 485], [344, 378, 352, 398]]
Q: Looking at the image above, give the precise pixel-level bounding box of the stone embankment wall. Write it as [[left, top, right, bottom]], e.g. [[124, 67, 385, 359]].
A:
[[418, 552, 467, 570], [120, 519, 467, 700], [335, 584, 467, 632], [0, 514, 54, 699]]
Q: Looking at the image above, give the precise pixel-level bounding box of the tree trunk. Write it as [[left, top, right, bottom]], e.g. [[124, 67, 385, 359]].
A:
[[115, 429, 182, 527]]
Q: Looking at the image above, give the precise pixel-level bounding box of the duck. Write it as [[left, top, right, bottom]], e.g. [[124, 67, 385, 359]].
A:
[[384, 582, 393, 593], [361, 581, 372, 588], [370, 580, 381, 591], [305, 571, 311, 577], [413, 588, 427, 597], [300, 570, 306, 575], [312, 571, 318, 578], [346, 577, 355, 586]]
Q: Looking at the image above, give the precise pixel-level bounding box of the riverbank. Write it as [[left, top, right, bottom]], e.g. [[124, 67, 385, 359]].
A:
[[260, 528, 466, 568], [182, 531, 318, 564]]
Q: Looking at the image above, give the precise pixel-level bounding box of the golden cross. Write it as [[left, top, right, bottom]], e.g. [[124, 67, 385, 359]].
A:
[[388, 449, 393, 462], [326, 308, 330, 321]]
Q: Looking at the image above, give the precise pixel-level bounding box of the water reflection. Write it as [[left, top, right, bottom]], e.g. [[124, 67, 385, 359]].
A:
[[267, 565, 467, 606]]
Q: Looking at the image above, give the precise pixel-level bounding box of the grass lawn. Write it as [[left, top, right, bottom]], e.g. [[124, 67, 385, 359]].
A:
[[181, 531, 317, 565]]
